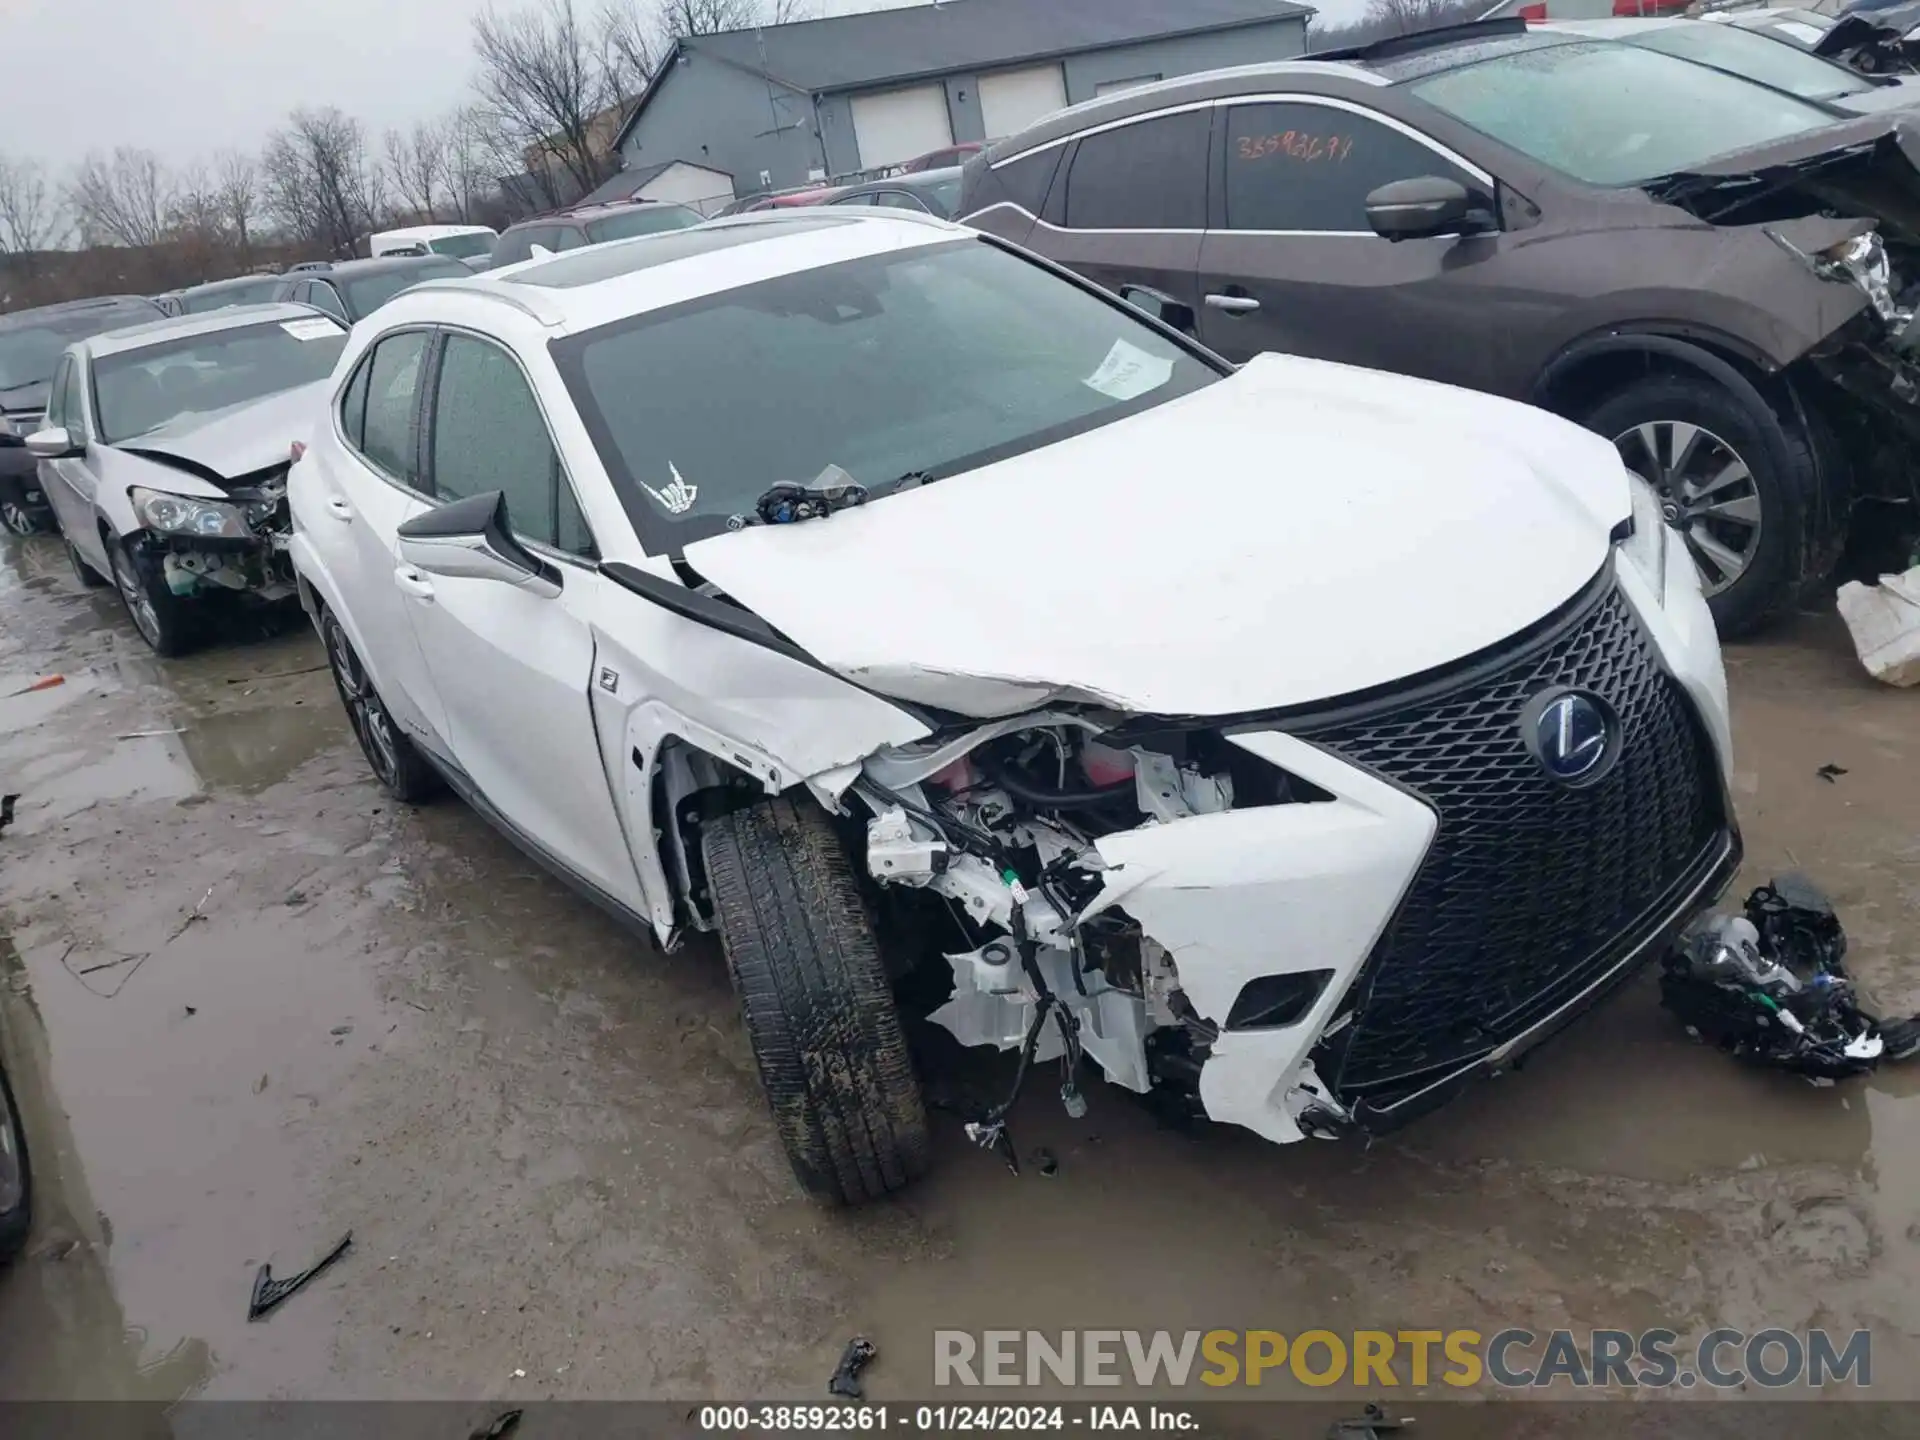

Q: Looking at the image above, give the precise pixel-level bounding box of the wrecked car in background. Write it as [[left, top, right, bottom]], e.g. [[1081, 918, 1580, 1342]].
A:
[[290, 212, 1739, 1205], [959, 20, 1920, 637], [28, 304, 348, 655]]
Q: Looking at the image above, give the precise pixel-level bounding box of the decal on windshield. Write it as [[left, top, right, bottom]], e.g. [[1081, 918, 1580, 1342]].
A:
[[281, 318, 344, 341], [1083, 340, 1174, 403], [641, 461, 698, 516]]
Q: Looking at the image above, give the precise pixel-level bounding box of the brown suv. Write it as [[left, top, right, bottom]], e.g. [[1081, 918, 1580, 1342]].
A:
[[960, 19, 1920, 635]]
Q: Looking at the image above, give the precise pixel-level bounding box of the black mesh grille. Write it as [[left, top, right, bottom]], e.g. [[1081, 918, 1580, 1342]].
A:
[[1305, 580, 1723, 1094]]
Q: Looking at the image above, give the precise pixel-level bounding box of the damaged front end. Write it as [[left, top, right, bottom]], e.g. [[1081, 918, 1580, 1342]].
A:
[[1646, 127, 1920, 506], [838, 573, 1739, 1147], [120, 456, 298, 604]]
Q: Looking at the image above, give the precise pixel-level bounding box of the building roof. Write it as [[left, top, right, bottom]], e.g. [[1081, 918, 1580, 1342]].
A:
[[614, 0, 1314, 149]]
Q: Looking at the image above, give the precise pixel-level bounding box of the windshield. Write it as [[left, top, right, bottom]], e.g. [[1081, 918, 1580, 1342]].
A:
[[429, 233, 494, 259], [1410, 40, 1841, 185], [94, 318, 347, 444], [179, 277, 283, 314], [583, 206, 704, 243], [555, 238, 1220, 547], [1632, 22, 1870, 100], [0, 307, 157, 390], [341, 261, 470, 315]]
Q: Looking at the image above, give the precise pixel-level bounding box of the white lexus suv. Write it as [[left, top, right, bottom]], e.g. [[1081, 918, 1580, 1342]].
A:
[[288, 210, 1739, 1205]]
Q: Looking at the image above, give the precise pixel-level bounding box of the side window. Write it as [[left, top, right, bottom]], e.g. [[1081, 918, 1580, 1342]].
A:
[[429, 334, 592, 556], [307, 283, 349, 322], [982, 146, 1064, 216], [62, 361, 90, 443], [877, 191, 929, 212], [832, 192, 876, 207], [359, 332, 429, 484], [1063, 110, 1209, 230], [553, 226, 588, 251], [1224, 102, 1477, 233], [339, 351, 372, 447]]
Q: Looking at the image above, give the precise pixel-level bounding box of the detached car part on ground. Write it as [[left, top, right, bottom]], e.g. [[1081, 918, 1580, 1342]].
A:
[[959, 23, 1920, 637], [26, 305, 348, 655], [291, 214, 1738, 1206]]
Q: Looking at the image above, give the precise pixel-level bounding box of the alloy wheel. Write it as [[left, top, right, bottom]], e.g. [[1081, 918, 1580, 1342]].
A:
[[1611, 421, 1763, 598], [110, 543, 165, 648], [0, 500, 34, 536], [325, 621, 401, 789]]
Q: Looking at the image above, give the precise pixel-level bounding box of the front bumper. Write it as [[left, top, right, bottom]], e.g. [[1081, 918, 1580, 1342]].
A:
[[1088, 550, 1737, 1146]]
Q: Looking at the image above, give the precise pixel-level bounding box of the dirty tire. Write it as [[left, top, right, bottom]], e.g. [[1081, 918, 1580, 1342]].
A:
[[320, 610, 440, 804], [110, 534, 195, 656], [68, 539, 106, 589], [0, 1063, 30, 1265], [1583, 374, 1830, 640], [701, 797, 930, 1206]]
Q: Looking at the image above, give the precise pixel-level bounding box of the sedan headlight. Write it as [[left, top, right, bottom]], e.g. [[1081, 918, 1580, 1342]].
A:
[[131, 486, 249, 540], [1617, 472, 1670, 608]]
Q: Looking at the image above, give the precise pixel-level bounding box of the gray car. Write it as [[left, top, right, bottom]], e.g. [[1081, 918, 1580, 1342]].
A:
[[960, 19, 1920, 636], [824, 166, 966, 218]]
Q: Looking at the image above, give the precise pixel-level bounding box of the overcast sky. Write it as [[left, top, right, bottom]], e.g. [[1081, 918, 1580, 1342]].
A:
[[0, 0, 1357, 174]]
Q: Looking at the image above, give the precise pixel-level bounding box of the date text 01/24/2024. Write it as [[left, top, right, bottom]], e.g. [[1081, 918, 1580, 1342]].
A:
[[697, 1406, 1200, 1432]]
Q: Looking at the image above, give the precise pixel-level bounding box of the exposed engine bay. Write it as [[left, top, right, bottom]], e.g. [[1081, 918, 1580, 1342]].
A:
[[843, 715, 1356, 1151]]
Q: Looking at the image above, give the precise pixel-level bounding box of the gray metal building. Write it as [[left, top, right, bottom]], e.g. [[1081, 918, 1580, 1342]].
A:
[[611, 0, 1314, 201]]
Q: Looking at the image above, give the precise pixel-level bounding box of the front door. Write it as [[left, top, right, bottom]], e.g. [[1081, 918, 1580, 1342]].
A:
[[397, 331, 645, 913], [1196, 99, 1526, 398], [36, 357, 107, 569]]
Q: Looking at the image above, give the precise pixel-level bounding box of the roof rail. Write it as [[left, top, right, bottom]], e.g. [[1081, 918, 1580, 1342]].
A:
[[1314, 16, 1529, 63]]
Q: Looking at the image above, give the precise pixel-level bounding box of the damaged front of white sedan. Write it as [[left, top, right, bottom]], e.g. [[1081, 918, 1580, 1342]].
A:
[[291, 214, 1741, 1206]]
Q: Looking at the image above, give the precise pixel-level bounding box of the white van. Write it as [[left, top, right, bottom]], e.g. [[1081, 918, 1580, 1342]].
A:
[[367, 225, 499, 267]]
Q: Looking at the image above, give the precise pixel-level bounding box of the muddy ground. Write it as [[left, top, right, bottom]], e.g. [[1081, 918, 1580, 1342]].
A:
[[0, 526, 1916, 1434]]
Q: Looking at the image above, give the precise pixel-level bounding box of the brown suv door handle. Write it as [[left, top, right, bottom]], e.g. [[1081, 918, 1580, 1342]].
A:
[[1205, 293, 1261, 314]]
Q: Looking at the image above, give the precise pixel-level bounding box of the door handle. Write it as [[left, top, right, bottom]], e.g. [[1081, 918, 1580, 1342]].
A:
[[1204, 293, 1261, 315], [324, 496, 354, 522], [393, 565, 435, 600]]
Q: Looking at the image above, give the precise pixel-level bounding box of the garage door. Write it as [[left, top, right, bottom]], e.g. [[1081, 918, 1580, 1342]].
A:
[[979, 64, 1068, 139], [851, 85, 953, 171]]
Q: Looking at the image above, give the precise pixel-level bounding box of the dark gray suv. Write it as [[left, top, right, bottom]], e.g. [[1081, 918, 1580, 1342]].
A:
[[960, 19, 1920, 636]]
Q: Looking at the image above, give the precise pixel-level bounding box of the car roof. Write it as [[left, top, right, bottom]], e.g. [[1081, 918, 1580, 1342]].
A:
[[375, 224, 494, 239], [391, 211, 968, 339], [305, 255, 467, 280], [836, 167, 965, 198], [0, 295, 161, 330], [178, 274, 284, 297], [79, 303, 340, 358], [508, 199, 699, 231]]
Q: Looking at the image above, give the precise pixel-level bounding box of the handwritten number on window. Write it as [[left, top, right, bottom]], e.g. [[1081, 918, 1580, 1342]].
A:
[[1235, 132, 1354, 164]]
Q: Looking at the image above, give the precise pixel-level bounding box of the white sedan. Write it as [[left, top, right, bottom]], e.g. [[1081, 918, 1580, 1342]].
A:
[[288, 211, 1740, 1204]]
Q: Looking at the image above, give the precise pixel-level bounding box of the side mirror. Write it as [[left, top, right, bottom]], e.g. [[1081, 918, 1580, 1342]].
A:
[[1365, 176, 1477, 242], [1118, 283, 1196, 336], [396, 490, 561, 597], [26, 426, 82, 459]]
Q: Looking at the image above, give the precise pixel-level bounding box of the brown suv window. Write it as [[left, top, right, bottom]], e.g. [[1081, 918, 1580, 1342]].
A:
[[1224, 102, 1475, 233], [1063, 110, 1209, 230]]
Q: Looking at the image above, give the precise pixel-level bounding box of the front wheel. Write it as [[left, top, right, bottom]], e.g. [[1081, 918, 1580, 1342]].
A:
[[0, 495, 46, 537], [320, 610, 439, 803], [110, 535, 194, 656], [701, 797, 930, 1206], [1584, 374, 1835, 639]]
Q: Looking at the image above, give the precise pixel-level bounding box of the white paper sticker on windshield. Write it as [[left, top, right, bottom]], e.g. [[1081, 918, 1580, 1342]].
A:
[[1775, 20, 1826, 43], [1083, 339, 1174, 402], [281, 317, 343, 341]]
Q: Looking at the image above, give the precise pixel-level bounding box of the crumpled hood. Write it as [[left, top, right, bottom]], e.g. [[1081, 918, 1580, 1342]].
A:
[[681, 354, 1627, 719], [116, 381, 326, 488]]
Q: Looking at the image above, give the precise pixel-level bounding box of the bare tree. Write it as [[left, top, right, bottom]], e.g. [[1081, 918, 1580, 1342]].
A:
[[444, 107, 497, 223], [472, 0, 628, 203], [262, 109, 386, 257], [65, 148, 175, 249], [1310, 0, 1481, 46], [656, 0, 810, 37], [215, 151, 260, 262], [0, 153, 60, 256], [386, 120, 451, 223]]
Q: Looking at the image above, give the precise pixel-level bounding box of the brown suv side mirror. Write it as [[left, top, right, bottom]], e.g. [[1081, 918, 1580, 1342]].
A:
[[1366, 176, 1478, 242]]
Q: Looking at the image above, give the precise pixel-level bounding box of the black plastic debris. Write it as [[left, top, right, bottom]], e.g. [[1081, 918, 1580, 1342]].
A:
[[828, 1337, 877, 1399], [248, 1230, 352, 1320], [1662, 874, 1917, 1080], [0, 795, 16, 835], [468, 1410, 522, 1440], [1817, 763, 1850, 783], [1327, 1404, 1413, 1438]]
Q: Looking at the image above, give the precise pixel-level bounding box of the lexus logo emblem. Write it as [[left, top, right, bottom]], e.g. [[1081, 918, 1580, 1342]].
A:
[[1520, 688, 1620, 786]]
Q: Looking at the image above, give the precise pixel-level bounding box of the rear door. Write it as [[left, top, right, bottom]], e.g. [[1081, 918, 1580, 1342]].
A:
[[301, 329, 450, 746], [1195, 97, 1522, 394], [397, 329, 644, 912], [1035, 107, 1213, 331]]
